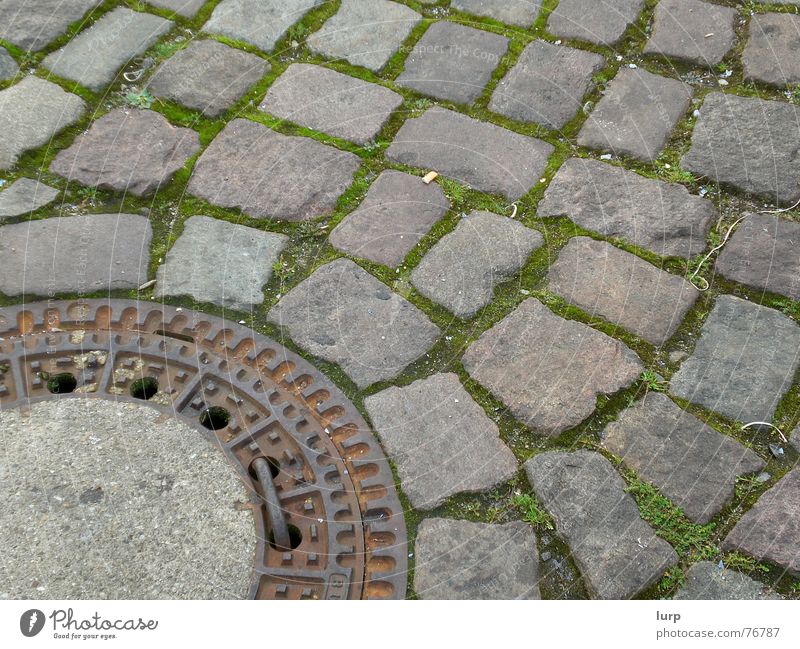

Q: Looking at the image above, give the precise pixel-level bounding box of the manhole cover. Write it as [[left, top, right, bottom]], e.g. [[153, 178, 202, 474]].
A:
[[0, 299, 407, 600]]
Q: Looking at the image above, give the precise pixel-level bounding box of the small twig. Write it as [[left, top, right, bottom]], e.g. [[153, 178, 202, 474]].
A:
[[759, 196, 800, 214], [689, 214, 749, 291], [741, 421, 787, 444], [689, 196, 800, 291]]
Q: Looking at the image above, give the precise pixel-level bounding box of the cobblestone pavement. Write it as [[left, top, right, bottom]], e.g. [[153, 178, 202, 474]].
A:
[[1, 0, 799, 600]]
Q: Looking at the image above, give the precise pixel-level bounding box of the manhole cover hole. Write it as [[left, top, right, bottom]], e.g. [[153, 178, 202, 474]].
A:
[[0, 300, 407, 600]]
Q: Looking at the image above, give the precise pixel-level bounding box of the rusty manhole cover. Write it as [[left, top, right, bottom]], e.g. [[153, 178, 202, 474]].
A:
[[0, 299, 407, 600]]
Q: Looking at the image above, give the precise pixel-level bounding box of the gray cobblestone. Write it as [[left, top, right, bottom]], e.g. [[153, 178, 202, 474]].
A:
[[329, 170, 450, 268], [396, 21, 509, 105], [43, 7, 172, 91], [412, 211, 543, 318], [744, 13, 800, 88], [525, 450, 678, 599], [537, 158, 714, 258], [578, 68, 692, 163], [203, 0, 321, 53], [547, 0, 645, 46], [147, 40, 269, 117], [670, 295, 800, 423], [0, 213, 152, 296], [387, 107, 553, 201], [490, 40, 606, 130], [463, 298, 643, 435], [308, 0, 421, 72], [643, 0, 737, 67], [187, 118, 361, 221], [0, 77, 86, 171], [0, 178, 59, 220], [259, 63, 402, 144], [682, 93, 800, 205], [268, 259, 440, 388], [414, 519, 539, 599], [364, 373, 518, 509]]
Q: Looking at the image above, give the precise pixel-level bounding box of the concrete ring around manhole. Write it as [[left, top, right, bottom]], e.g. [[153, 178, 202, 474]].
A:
[[0, 299, 407, 600]]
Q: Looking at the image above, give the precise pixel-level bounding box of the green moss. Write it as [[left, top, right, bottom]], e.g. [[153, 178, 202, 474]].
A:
[[621, 468, 719, 561], [722, 552, 770, 574]]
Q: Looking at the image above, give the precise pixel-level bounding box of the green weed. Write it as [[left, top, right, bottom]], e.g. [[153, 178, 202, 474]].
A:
[[623, 473, 718, 560], [513, 494, 555, 530], [641, 370, 667, 392], [124, 88, 155, 109]]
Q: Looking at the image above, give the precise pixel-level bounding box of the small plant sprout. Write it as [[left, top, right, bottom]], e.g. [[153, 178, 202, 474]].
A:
[[76, 186, 99, 204], [641, 370, 666, 392], [513, 493, 554, 530], [124, 88, 155, 109]]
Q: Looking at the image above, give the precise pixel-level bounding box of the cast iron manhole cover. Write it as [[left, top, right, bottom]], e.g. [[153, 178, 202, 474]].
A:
[[0, 299, 407, 600]]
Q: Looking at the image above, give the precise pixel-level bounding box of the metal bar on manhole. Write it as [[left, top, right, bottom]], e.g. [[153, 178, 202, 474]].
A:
[[252, 457, 291, 550]]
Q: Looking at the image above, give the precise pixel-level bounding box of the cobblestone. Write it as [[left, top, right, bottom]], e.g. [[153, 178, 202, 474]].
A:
[[723, 468, 800, 578], [147, 40, 269, 117], [537, 158, 714, 258], [674, 562, 781, 600], [154, 215, 288, 310], [187, 118, 361, 220], [682, 93, 800, 205], [50, 108, 200, 197], [715, 213, 800, 301], [0, 178, 59, 220], [0, 213, 152, 296], [259, 63, 402, 144], [578, 68, 692, 163], [489, 40, 606, 130], [147, 0, 206, 17], [268, 258, 440, 388], [0, 0, 100, 52], [743, 13, 800, 88], [547, 237, 698, 345], [525, 450, 678, 599], [411, 211, 543, 318], [307, 0, 421, 72], [670, 295, 800, 424], [0, 47, 18, 81], [602, 393, 765, 524], [463, 298, 643, 435], [643, 0, 737, 67], [451, 0, 541, 28], [547, 0, 645, 46], [387, 107, 553, 201], [396, 21, 509, 105], [203, 0, 320, 53], [414, 519, 539, 599], [0, 77, 86, 171], [329, 170, 450, 268], [43, 7, 172, 91], [364, 373, 518, 509]]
